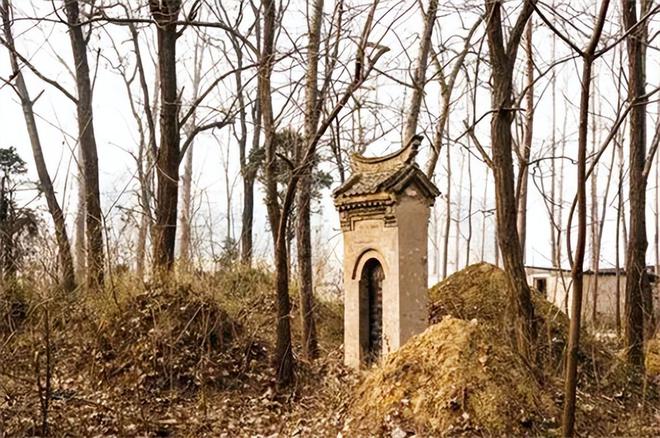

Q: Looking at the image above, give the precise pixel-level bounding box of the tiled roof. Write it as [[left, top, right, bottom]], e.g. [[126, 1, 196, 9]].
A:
[[333, 135, 440, 205]]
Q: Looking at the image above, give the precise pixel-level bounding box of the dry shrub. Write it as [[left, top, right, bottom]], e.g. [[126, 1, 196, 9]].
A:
[[649, 337, 660, 378], [0, 284, 29, 334]]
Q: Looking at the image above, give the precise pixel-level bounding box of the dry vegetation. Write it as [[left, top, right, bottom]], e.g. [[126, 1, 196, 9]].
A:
[[2, 263, 659, 436], [0, 266, 355, 436], [347, 264, 660, 437]]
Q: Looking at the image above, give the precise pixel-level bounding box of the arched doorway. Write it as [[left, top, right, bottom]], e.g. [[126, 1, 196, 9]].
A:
[[359, 258, 384, 364]]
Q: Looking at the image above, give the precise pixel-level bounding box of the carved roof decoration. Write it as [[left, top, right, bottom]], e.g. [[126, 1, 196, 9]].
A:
[[333, 134, 440, 210]]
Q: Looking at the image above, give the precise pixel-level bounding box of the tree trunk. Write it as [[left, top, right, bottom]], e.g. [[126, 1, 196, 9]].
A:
[[179, 145, 193, 266], [129, 22, 157, 278], [64, 0, 104, 290], [622, 0, 649, 368], [1, 0, 76, 291], [259, 0, 294, 387], [516, 20, 534, 261], [561, 2, 610, 434], [590, 90, 600, 326], [466, 147, 473, 267], [484, 0, 538, 363], [562, 59, 592, 438], [236, 34, 258, 266], [442, 127, 451, 279], [402, 0, 438, 144], [179, 38, 203, 269], [616, 130, 626, 335], [480, 172, 489, 261], [296, 0, 324, 360], [454, 153, 464, 272], [550, 15, 558, 269], [150, 1, 181, 273], [74, 147, 85, 280]]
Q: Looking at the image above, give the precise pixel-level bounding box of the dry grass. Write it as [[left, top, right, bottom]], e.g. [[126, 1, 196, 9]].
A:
[[0, 264, 352, 436]]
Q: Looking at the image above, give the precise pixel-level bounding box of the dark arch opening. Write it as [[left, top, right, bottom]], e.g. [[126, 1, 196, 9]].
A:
[[359, 258, 384, 364]]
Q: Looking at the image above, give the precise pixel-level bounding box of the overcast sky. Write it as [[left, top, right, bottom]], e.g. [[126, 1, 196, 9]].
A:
[[1, 1, 659, 284]]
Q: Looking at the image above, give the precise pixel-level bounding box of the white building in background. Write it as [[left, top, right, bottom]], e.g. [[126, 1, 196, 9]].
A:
[[525, 265, 660, 326]]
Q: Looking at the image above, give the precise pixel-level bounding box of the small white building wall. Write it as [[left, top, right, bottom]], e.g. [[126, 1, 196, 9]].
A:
[[525, 267, 659, 326]]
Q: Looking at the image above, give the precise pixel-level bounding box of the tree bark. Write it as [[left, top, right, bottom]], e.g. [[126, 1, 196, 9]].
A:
[[516, 20, 534, 261], [622, 0, 650, 368], [296, 0, 324, 360], [484, 0, 538, 364], [64, 0, 104, 290], [150, 0, 181, 274]]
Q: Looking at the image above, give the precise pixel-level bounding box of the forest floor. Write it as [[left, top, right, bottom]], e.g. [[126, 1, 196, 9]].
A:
[[1, 264, 659, 437]]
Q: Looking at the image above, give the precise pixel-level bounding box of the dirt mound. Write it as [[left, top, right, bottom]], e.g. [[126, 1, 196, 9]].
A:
[[347, 263, 657, 436], [89, 284, 246, 393], [429, 263, 564, 325], [347, 317, 558, 436]]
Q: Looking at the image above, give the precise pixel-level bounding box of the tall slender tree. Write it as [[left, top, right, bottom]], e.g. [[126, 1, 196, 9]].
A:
[[150, 0, 181, 273], [484, 0, 538, 362], [516, 20, 534, 261], [296, 0, 325, 360], [1, 0, 76, 292], [622, 0, 653, 367], [64, 0, 105, 289]]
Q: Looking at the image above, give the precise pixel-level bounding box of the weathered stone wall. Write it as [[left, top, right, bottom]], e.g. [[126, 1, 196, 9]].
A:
[[342, 187, 430, 367], [342, 218, 398, 368]]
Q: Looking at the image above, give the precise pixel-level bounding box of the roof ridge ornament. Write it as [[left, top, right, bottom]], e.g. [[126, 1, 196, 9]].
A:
[[333, 134, 439, 209], [350, 134, 423, 174]]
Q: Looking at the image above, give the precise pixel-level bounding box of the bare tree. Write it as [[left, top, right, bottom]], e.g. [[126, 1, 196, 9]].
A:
[[0, 0, 76, 292], [515, 20, 534, 261], [535, 0, 612, 433], [179, 33, 206, 268], [296, 0, 325, 360], [64, 0, 105, 289], [622, 0, 654, 367], [484, 0, 538, 363], [402, 0, 438, 144], [442, 127, 451, 279], [590, 89, 600, 325], [259, 0, 387, 386], [150, 0, 182, 273]]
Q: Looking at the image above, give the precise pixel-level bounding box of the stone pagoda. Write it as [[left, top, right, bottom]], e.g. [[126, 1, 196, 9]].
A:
[[333, 135, 440, 368]]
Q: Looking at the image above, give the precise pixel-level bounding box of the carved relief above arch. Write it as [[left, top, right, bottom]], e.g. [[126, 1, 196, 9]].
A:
[[351, 248, 388, 280]]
